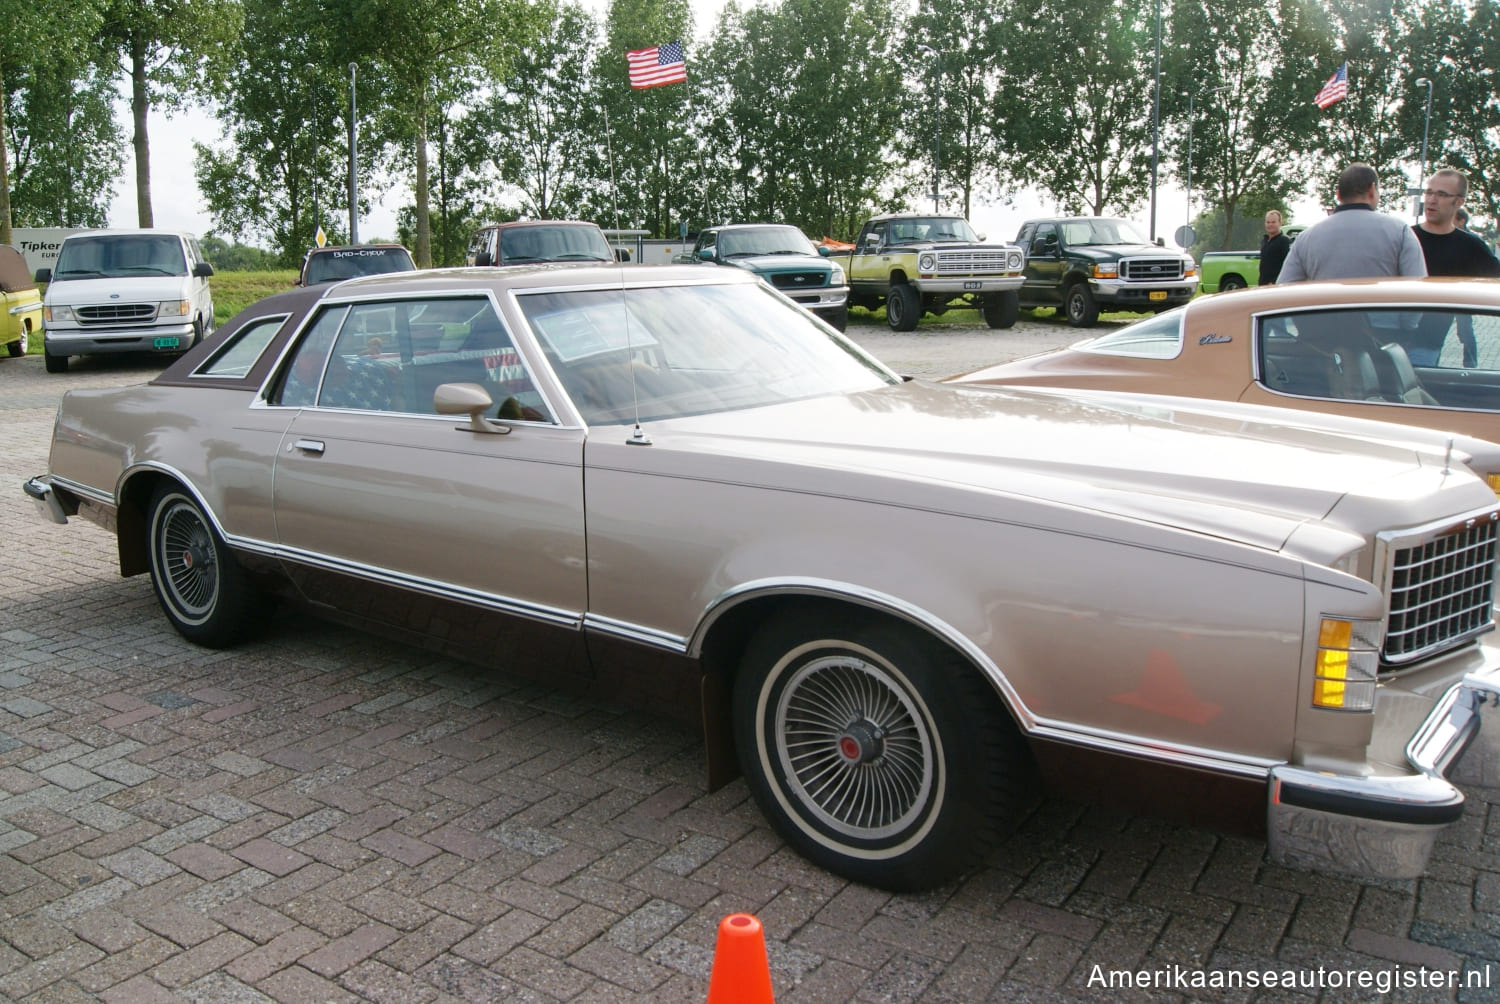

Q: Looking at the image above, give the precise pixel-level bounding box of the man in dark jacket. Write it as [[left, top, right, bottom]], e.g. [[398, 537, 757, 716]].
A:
[[1258, 210, 1291, 285], [1409, 169, 1500, 365]]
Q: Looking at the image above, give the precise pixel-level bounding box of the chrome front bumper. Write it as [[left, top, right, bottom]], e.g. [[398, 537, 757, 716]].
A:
[[1267, 661, 1500, 879]]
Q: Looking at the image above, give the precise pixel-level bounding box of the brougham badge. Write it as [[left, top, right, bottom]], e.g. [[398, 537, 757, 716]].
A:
[[1199, 334, 1232, 345]]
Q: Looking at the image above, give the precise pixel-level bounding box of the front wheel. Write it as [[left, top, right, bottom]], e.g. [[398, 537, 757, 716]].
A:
[[147, 485, 266, 648], [1064, 283, 1099, 327], [733, 608, 1034, 891], [983, 291, 1020, 329], [885, 284, 921, 332]]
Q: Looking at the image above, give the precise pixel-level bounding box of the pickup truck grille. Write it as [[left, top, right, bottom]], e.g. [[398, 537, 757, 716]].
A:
[[934, 249, 1023, 274], [76, 304, 157, 324], [768, 271, 828, 289], [1120, 257, 1185, 281], [1379, 510, 1498, 664]]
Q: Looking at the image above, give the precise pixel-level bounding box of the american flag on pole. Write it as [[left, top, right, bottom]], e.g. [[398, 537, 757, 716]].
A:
[[627, 41, 687, 89], [1314, 62, 1348, 109]]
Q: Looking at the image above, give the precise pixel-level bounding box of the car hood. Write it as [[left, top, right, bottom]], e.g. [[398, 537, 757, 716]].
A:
[[44, 275, 192, 304], [641, 380, 1485, 555], [725, 254, 836, 275], [1066, 244, 1184, 262]]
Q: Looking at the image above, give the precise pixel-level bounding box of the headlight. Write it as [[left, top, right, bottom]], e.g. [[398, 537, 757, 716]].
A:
[[45, 305, 74, 322], [828, 264, 845, 284], [1008, 252, 1023, 270], [918, 253, 937, 272], [1486, 473, 1500, 499], [1312, 617, 1381, 712], [1184, 264, 1198, 277], [1092, 263, 1117, 279], [159, 300, 190, 317]]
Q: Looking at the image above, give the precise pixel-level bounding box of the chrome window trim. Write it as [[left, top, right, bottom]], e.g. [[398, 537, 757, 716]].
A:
[[1250, 301, 1500, 414]]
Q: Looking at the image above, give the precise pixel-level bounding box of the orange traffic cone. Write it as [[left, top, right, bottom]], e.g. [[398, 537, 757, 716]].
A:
[[706, 912, 775, 1004]]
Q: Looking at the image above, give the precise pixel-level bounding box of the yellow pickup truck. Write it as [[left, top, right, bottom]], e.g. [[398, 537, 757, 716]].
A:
[[0, 245, 42, 358], [825, 213, 1026, 331]]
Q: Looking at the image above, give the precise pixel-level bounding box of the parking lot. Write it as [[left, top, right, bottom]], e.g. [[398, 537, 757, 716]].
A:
[[2, 322, 1497, 1003]]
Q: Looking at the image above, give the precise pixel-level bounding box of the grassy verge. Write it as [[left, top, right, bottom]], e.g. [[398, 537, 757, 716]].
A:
[[213, 270, 298, 326]]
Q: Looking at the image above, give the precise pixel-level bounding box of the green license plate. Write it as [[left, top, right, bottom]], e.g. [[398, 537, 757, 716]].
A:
[[153, 337, 181, 350]]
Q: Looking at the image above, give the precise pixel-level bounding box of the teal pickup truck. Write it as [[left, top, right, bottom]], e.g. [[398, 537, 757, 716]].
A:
[[1198, 225, 1304, 293]]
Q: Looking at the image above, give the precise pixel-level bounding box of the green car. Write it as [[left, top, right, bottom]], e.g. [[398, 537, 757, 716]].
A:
[[678, 223, 850, 330], [1199, 225, 1305, 293], [0, 245, 42, 358]]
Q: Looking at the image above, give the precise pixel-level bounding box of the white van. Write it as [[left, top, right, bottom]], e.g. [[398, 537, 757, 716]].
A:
[[36, 229, 215, 373]]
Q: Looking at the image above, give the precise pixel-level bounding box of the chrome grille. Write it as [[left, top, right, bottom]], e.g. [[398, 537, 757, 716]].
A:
[[768, 271, 827, 289], [1120, 257, 1185, 281], [76, 304, 156, 324], [934, 249, 1019, 274], [1380, 511, 1498, 664]]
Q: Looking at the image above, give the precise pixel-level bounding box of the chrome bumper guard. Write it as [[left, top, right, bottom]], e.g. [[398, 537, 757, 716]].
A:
[[1267, 662, 1500, 879], [23, 476, 69, 525]]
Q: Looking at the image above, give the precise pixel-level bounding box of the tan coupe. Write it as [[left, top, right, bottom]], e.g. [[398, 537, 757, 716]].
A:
[[25, 264, 1500, 891], [953, 277, 1500, 441]]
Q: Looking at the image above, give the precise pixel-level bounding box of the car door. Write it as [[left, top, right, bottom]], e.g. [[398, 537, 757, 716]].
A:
[[848, 221, 886, 297], [1023, 222, 1065, 304], [267, 292, 589, 675]]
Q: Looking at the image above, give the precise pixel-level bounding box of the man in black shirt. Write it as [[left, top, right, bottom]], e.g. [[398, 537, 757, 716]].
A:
[[1258, 209, 1291, 285], [1405, 169, 1500, 366], [1413, 169, 1500, 277]]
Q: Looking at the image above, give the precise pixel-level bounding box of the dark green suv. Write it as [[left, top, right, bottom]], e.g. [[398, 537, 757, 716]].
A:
[[678, 223, 850, 330]]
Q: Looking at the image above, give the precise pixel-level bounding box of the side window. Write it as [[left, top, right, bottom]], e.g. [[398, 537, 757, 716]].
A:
[[196, 315, 287, 378], [274, 307, 348, 406], [1080, 309, 1183, 358], [1256, 308, 1495, 408], [1034, 223, 1058, 250], [862, 224, 884, 252]]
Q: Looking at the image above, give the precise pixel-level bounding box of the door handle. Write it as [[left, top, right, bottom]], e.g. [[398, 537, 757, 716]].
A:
[[290, 439, 325, 455]]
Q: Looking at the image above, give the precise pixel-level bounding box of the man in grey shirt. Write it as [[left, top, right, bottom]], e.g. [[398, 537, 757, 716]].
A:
[[1276, 163, 1427, 282]]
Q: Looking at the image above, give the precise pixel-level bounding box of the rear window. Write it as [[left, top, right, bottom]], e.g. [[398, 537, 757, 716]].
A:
[[1077, 309, 1184, 358], [303, 247, 416, 285], [54, 235, 188, 279]]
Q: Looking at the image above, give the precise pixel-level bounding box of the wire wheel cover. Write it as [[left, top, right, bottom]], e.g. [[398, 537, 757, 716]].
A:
[[773, 653, 937, 840], [157, 500, 218, 620]]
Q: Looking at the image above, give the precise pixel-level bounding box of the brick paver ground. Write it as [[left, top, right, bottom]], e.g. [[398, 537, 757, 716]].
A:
[[2, 327, 1497, 1002]]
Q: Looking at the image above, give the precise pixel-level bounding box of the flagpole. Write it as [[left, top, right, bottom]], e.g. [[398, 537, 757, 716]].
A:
[[603, 104, 620, 236]]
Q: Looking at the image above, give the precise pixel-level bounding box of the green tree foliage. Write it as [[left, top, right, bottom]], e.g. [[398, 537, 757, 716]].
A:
[[1164, 0, 1332, 248], [460, 0, 600, 221], [1308, 0, 1417, 210], [5, 50, 123, 227], [0, 0, 107, 243], [195, 0, 349, 264], [1003, 0, 1156, 217], [99, 0, 242, 227], [696, 0, 905, 240], [199, 234, 278, 270]]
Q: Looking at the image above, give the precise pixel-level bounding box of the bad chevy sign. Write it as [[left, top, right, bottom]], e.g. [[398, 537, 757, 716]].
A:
[[10, 228, 87, 277]]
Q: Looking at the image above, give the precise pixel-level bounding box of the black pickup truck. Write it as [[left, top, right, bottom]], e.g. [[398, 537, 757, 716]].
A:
[[1014, 217, 1198, 327]]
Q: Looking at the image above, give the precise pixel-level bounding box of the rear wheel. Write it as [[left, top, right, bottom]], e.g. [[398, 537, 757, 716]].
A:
[[733, 607, 1034, 891], [146, 485, 266, 648], [1219, 274, 1247, 292], [886, 284, 921, 332], [6, 324, 26, 357], [983, 291, 1020, 329], [1064, 283, 1099, 327]]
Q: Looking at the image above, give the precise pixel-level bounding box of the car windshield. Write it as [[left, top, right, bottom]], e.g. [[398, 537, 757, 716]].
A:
[[1059, 218, 1153, 246], [518, 281, 896, 424], [886, 218, 980, 244], [718, 226, 818, 258], [53, 235, 187, 278], [303, 247, 416, 285], [499, 225, 614, 264]]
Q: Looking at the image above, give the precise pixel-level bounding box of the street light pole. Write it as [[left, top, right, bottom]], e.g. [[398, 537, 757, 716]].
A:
[[917, 44, 940, 213], [1148, 0, 1162, 241], [305, 64, 319, 244], [1414, 76, 1433, 220], [348, 62, 359, 245]]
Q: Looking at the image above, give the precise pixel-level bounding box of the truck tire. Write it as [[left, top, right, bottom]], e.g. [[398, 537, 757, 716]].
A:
[[7, 324, 27, 357], [983, 292, 1020, 329], [1219, 274, 1247, 292], [1064, 283, 1099, 327], [886, 284, 921, 332]]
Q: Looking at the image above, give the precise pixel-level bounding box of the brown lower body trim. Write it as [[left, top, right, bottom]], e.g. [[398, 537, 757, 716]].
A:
[[1029, 737, 1268, 838]]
